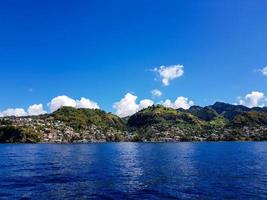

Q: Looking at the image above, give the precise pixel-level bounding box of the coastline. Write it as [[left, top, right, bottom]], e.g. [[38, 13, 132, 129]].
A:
[[1, 138, 267, 144], [1, 103, 267, 143]]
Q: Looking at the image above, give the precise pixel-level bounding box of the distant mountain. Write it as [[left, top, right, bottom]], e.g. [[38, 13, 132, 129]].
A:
[[126, 103, 267, 141], [210, 102, 250, 120], [1, 103, 267, 143], [229, 111, 267, 127], [187, 106, 219, 121], [251, 107, 267, 113]]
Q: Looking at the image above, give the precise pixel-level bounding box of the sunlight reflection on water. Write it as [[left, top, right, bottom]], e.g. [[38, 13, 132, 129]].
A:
[[0, 142, 267, 199]]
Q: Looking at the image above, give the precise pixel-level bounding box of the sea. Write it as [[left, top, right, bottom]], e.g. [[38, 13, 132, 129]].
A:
[[0, 142, 267, 199]]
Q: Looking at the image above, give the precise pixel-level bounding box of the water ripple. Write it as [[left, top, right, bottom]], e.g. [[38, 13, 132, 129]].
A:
[[0, 142, 267, 199]]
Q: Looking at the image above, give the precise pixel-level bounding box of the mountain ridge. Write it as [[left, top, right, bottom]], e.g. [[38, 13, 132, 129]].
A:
[[1, 102, 267, 142]]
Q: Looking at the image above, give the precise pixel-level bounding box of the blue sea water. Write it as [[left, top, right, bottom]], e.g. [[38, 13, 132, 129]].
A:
[[0, 143, 267, 200]]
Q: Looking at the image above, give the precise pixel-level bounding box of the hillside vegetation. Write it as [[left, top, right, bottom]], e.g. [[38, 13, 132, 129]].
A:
[[0, 126, 41, 143], [52, 106, 126, 131], [128, 105, 204, 128], [1, 102, 267, 142], [128, 103, 267, 129]]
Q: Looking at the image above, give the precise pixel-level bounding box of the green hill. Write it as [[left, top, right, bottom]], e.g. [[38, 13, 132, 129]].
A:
[[0, 126, 41, 143], [127, 105, 204, 129], [188, 106, 219, 121], [229, 111, 267, 127], [1, 102, 267, 143], [211, 102, 250, 120], [251, 107, 267, 113], [52, 106, 126, 131]]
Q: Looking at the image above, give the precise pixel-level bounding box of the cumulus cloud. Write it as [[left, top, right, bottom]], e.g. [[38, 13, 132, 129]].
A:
[[0, 95, 100, 117], [140, 99, 154, 109], [161, 96, 194, 109], [113, 93, 154, 117], [76, 97, 100, 109], [260, 66, 267, 76], [28, 104, 47, 116], [0, 108, 28, 117], [0, 103, 47, 117], [48, 95, 76, 112], [154, 65, 184, 86], [48, 95, 100, 112], [238, 91, 266, 108], [151, 89, 162, 97]]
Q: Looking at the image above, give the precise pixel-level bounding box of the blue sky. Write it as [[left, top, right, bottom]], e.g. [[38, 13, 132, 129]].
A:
[[0, 0, 267, 116]]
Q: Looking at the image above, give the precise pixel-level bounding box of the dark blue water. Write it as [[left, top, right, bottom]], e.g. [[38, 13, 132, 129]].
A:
[[0, 143, 267, 200]]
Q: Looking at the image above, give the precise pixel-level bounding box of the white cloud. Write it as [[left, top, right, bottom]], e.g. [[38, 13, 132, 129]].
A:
[[154, 65, 184, 86], [28, 104, 47, 116], [260, 66, 267, 76], [0, 104, 47, 117], [113, 93, 154, 117], [238, 91, 266, 108], [140, 99, 154, 109], [0, 108, 28, 117], [162, 96, 194, 109], [48, 95, 100, 112], [151, 89, 162, 97], [48, 96, 76, 112], [76, 97, 100, 109], [0, 95, 100, 117]]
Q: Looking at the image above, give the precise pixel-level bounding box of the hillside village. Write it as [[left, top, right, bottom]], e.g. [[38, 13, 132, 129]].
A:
[[0, 102, 267, 143], [0, 116, 130, 143]]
